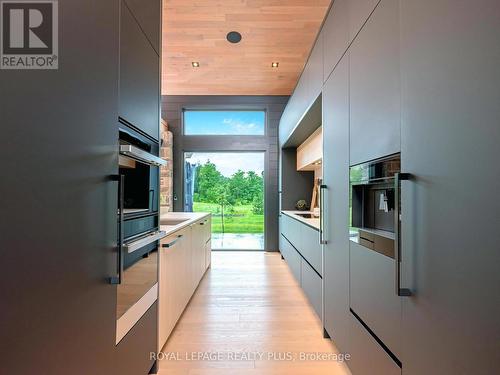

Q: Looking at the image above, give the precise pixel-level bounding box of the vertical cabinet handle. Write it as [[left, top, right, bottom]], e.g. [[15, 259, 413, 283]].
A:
[[320, 184, 328, 245], [109, 174, 124, 285], [395, 173, 412, 297]]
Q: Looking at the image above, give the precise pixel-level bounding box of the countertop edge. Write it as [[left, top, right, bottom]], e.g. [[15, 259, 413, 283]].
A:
[[281, 210, 320, 231], [159, 212, 211, 237]]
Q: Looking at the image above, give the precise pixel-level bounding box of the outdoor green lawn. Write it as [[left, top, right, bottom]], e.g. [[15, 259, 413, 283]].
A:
[[193, 202, 264, 234]]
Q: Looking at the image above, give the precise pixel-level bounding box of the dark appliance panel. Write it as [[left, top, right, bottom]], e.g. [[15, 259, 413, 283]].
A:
[[119, 126, 163, 217], [350, 154, 400, 258]]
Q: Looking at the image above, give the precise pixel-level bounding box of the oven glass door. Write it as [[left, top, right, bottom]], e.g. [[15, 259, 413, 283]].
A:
[[115, 239, 159, 344], [119, 155, 158, 216]]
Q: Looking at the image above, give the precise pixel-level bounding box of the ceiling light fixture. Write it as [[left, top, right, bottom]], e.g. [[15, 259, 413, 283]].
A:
[[192, 61, 200, 68], [271, 62, 279, 68], [226, 31, 242, 44]]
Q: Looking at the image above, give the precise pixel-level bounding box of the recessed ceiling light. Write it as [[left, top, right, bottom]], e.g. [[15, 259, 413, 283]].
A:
[[192, 61, 200, 68], [227, 31, 242, 44], [271, 62, 279, 68]]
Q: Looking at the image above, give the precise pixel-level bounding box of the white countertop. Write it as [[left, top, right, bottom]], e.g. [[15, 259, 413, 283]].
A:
[[281, 210, 320, 231], [159, 212, 211, 236]]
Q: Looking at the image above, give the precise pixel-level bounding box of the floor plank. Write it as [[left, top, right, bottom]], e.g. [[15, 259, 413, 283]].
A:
[[157, 251, 351, 375]]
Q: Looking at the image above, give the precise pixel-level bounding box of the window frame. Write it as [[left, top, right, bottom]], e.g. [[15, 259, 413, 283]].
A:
[[182, 108, 268, 137]]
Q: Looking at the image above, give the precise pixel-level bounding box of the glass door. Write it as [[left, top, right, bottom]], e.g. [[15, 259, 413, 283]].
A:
[[184, 152, 265, 250]]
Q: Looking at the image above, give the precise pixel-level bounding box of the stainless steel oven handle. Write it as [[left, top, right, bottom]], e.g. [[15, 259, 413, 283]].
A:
[[320, 184, 328, 245], [395, 172, 412, 297], [119, 144, 167, 167], [124, 230, 167, 254], [109, 174, 124, 285], [161, 235, 184, 249]]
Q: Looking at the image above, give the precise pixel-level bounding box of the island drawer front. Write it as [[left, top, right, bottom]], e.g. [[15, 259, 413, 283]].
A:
[[301, 259, 322, 320], [280, 234, 301, 284], [281, 214, 302, 248], [299, 224, 322, 276]]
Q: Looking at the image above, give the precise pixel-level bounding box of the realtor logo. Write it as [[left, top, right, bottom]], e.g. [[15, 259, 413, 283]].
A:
[[1, 0, 58, 69]]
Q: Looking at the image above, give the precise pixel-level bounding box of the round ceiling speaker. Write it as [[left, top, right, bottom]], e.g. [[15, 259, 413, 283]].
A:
[[226, 31, 242, 44]]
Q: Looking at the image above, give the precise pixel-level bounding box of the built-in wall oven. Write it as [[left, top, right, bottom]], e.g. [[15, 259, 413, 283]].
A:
[[119, 127, 163, 216], [111, 125, 167, 344]]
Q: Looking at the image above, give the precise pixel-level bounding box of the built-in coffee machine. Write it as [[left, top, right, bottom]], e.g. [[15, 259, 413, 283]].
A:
[[349, 154, 401, 259], [350, 153, 412, 298]]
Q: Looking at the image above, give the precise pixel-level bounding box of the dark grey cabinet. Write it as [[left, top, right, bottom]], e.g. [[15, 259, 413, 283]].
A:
[[0, 1, 161, 373], [280, 234, 302, 284], [281, 214, 322, 276], [306, 32, 324, 101], [301, 260, 322, 320], [280, 214, 323, 320], [281, 214, 302, 250], [350, 241, 402, 359], [120, 1, 160, 140], [279, 20, 324, 146], [349, 314, 401, 375], [0, 2, 121, 374], [300, 224, 322, 275], [323, 0, 349, 81], [399, 1, 500, 374], [124, 0, 161, 55], [348, 0, 381, 41], [322, 54, 350, 353], [349, 0, 400, 165]]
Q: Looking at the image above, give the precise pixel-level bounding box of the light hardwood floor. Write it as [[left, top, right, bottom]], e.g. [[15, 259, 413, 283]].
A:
[[157, 251, 351, 375]]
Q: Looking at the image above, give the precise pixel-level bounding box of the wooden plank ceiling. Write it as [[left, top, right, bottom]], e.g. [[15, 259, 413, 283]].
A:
[[162, 0, 331, 96]]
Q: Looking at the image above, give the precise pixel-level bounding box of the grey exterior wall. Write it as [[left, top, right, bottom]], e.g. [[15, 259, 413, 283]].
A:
[[161, 95, 289, 251]]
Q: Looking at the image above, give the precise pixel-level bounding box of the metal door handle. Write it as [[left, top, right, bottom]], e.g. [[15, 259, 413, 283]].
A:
[[119, 144, 166, 166], [395, 173, 412, 297], [123, 230, 167, 254], [162, 234, 184, 248], [109, 174, 124, 285], [320, 184, 328, 245]]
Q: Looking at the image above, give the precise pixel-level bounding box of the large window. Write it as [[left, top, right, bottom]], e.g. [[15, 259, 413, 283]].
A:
[[184, 152, 265, 250], [184, 110, 265, 136]]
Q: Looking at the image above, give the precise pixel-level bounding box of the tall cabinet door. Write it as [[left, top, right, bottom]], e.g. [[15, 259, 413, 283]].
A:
[[120, 1, 160, 140], [400, 1, 500, 374], [323, 0, 349, 81], [0, 2, 120, 374], [123, 0, 161, 54], [322, 54, 350, 353], [349, 0, 400, 165]]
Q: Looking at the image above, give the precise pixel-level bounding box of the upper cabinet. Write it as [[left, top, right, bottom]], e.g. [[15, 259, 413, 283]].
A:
[[323, 0, 349, 81], [349, 0, 400, 165], [306, 32, 324, 101], [348, 0, 381, 41], [124, 0, 161, 55], [279, 33, 323, 146], [297, 127, 322, 171], [120, 1, 160, 141], [279, 80, 307, 146]]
